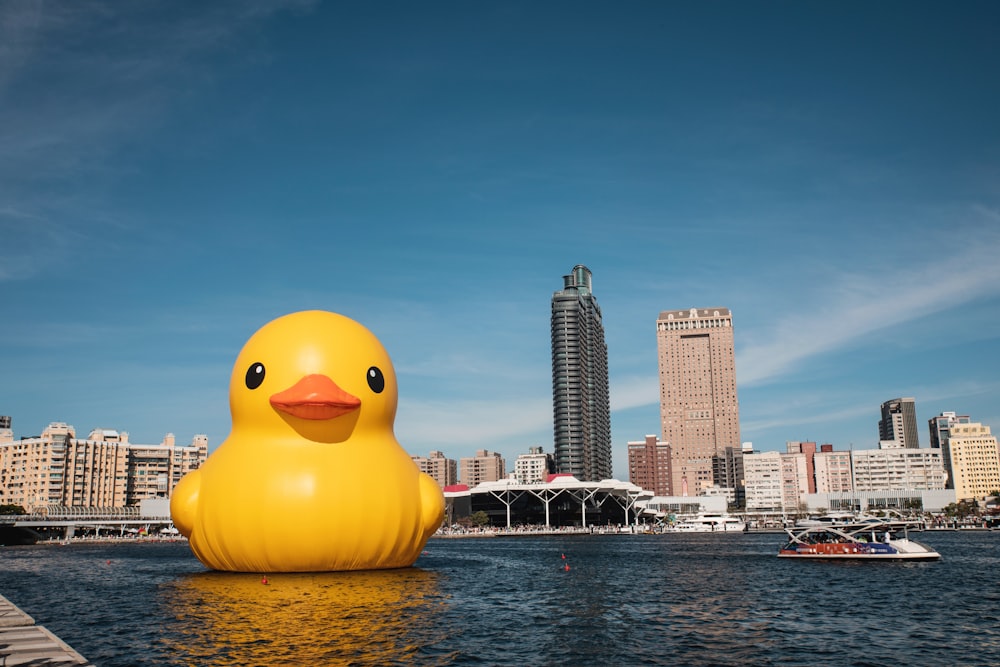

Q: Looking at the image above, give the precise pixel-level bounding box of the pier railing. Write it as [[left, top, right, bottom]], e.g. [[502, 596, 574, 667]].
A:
[[0, 506, 173, 526]]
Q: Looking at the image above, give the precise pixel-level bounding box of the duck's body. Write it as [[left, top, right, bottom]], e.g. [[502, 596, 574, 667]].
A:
[[170, 310, 444, 572]]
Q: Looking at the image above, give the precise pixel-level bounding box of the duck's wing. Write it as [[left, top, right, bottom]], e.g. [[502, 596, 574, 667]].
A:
[[419, 471, 445, 533], [169, 469, 201, 538]]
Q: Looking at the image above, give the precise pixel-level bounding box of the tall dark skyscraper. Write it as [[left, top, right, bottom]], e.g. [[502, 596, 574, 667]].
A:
[[879, 397, 920, 448], [551, 265, 612, 481]]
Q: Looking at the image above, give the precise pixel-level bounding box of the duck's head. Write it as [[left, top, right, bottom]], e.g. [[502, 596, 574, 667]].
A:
[[228, 310, 398, 444]]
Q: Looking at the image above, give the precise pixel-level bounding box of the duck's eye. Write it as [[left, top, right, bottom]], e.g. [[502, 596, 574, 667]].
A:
[[245, 363, 265, 389], [366, 366, 385, 393]]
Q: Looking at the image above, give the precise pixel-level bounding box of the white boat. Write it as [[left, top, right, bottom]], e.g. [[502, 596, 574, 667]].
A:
[[663, 513, 746, 533], [778, 519, 940, 561]]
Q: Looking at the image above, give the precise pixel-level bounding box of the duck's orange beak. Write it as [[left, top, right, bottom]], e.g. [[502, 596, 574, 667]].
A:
[[269, 374, 361, 420]]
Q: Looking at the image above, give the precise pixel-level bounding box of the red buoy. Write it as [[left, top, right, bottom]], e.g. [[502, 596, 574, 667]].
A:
[[261, 576, 269, 585], [563, 564, 570, 572]]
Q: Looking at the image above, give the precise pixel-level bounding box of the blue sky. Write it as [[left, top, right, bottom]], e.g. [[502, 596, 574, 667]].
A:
[[3, 1, 999, 479]]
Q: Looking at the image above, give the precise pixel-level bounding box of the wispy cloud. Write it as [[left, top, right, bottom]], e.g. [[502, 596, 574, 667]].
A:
[[0, 1, 318, 281], [741, 377, 1000, 445], [737, 221, 1000, 386], [610, 375, 659, 411], [0, 213, 83, 281], [589, 212, 1000, 419], [740, 402, 875, 438], [397, 396, 551, 451], [395, 371, 661, 460]]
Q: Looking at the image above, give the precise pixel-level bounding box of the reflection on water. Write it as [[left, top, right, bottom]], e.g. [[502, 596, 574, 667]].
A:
[[158, 568, 453, 666]]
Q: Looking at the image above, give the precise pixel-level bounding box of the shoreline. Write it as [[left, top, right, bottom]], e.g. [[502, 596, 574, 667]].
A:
[[1, 536, 188, 548], [432, 526, 997, 538], [6, 525, 992, 547]]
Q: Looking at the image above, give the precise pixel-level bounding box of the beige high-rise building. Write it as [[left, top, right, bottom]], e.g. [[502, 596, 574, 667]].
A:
[[412, 450, 457, 489], [944, 422, 1000, 502], [0, 421, 208, 512], [657, 308, 741, 496], [459, 449, 506, 487]]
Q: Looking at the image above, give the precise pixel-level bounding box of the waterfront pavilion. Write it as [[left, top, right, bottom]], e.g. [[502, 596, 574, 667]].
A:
[[445, 475, 653, 529]]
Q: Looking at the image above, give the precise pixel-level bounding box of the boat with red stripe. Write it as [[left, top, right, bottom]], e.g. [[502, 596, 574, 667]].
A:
[[778, 519, 940, 561]]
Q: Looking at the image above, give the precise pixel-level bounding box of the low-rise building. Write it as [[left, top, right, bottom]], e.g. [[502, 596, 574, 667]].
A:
[[743, 451, 809, 513], [459, 449, 506, 487], [743, 451, 783, 512], [513, 446, 554, 484], [851, 444, 946, 492], [802, 489, 956, 514], [813, 450, 853, 493], [781, 452, 810, 511], [447, 476, 652, 528], [627, 435, 670, 495], [712, 442, 753, 508], [411, 450, 457, 489]]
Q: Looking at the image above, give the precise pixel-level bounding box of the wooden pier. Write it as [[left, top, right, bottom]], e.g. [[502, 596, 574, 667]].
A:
[[0, 594, 93, 665]]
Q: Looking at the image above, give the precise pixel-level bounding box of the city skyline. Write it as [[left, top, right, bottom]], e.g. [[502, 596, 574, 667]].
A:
[[2, 3, 999, 479]]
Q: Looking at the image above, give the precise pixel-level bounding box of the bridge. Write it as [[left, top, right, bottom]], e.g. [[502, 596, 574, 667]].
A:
[[0, 506, 177, 542]]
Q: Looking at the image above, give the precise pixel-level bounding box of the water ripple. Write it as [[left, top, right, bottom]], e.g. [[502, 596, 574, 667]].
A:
[[0, 531, 997, 665]]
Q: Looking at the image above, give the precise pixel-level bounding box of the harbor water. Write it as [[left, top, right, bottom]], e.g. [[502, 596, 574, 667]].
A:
[[1, 530, 998, 666]]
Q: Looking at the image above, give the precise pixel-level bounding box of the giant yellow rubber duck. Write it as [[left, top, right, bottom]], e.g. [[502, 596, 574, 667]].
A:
[[170, 310, 445, 572]]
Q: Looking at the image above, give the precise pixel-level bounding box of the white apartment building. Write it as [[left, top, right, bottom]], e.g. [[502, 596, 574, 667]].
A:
[[743, 451, 818, 513], [743, 452, 783, 512], [851, 444, 946, 492], [514, 446, 553, 484]]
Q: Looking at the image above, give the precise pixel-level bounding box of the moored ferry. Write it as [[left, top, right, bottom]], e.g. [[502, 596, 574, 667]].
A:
[[663, 513, 747, 533], [778, 519, 940, 561]]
